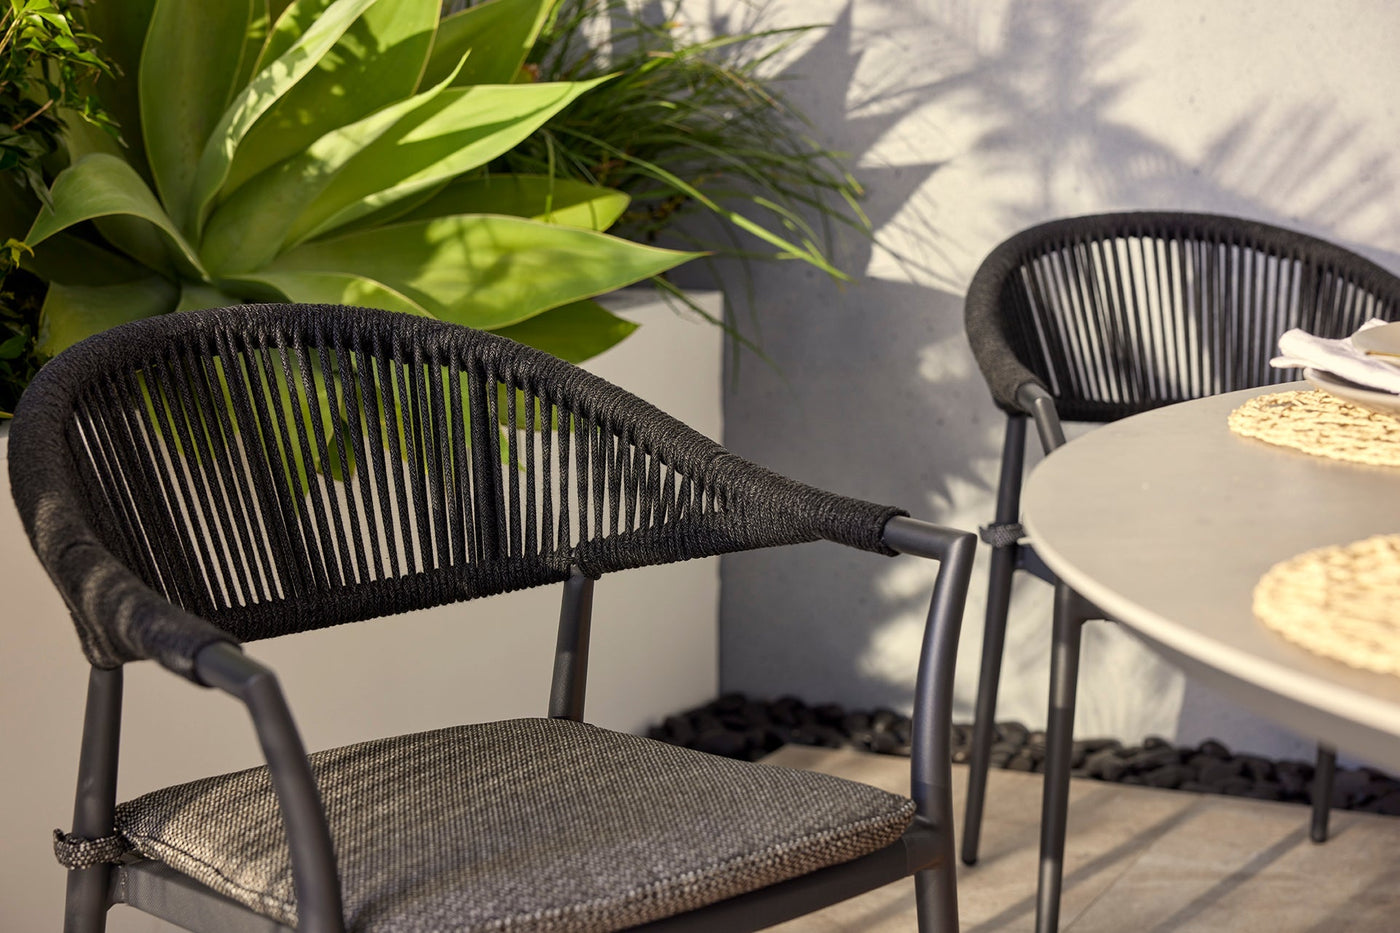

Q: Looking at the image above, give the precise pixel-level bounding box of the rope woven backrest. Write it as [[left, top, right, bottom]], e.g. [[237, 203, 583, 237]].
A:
[[966, 212, 1400, 421], [10, 304, 901, 673]]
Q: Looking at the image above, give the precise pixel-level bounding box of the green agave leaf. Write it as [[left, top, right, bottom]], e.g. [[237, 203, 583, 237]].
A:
[[251, 0, 333, 75], [81, 0, 157, 181], [23, 232, 148, 286], [185, 0, 380, 235], [233, 2, 277, 91], [175, 282, 242, 312], [491, 299, 637, 363], [307, 178, 449, 238], [25, 154, 207, 278], [200, 59, 466, 274], [263, 213, 700, 329], [289, 76, 611, 244], [93, 215, 182, 278], [392, 174, 629, 231], [141, 0, 260, 229], [320, 173, 628, 242], [59, 115, 179, 274], [252, 0, 309, 72], [229, 269, 430, 317], [421, 0, 552, 88], [37, 276, 180, 357], [52, 113, 177, 275], [224, 0, 438, 198]]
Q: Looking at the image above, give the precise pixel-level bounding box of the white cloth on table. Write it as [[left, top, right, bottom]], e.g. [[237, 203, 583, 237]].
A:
[[1270, 319, 1400, 395]]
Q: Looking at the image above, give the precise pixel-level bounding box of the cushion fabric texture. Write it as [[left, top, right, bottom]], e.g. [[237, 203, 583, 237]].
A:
[[114, 717, 915, 932]]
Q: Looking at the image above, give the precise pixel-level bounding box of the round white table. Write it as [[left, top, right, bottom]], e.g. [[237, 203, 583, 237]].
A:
[[1023, 384, 1400, 773]]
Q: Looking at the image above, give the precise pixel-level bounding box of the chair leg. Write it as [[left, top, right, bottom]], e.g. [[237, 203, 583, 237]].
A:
[[65, 666, 123, 933], [1310, 744, 1336, 843], [914, 861, 960, 933], [963, 415, 1029, 867], [64, 868, 112, 933], [549, 567, 595, 721], [1035, 583, 1087, 933], [961, 542, 1017, 866]]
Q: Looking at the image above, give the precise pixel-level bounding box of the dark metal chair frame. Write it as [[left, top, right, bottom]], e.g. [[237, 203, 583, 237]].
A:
[[10, 303, 976, 933], [960, 211, 1400, 933]]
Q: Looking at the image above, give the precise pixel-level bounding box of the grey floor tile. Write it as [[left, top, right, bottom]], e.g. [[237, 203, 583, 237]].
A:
[[762, 747, 1400, 933]]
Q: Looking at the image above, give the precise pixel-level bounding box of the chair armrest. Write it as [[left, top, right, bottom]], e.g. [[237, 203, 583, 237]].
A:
[[1016, 382, 1067, 453], [878, 517, 976, 825], [573, 455, 908, 578], [196, 643, 346, 933], [8, 391, 238, 679], [33, 529, 239, 682], [711, 455, 908, 554]]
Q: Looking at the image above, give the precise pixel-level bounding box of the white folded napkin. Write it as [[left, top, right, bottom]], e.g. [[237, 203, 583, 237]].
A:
[[1270, 319, 1400, 395]]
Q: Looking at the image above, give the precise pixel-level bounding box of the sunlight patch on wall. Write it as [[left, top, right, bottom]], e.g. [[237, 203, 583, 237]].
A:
[[918, 334, 975, 383]]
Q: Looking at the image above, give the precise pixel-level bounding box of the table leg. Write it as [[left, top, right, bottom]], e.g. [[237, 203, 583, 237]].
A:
[[1310, 745, 1336, 843], [1036, 583, 1093, 933]]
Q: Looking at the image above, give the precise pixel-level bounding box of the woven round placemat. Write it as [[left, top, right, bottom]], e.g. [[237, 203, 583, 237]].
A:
[[1254, 534, 1400, 676], [1227, 390, 1400, 467]]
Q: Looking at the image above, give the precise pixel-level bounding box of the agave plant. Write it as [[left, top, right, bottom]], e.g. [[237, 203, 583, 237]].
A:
[[17, 0, 698, 364]]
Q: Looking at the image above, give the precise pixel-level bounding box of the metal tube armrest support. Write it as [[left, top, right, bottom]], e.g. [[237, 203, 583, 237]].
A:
[[195, 643, 345, 933], [1015, 383, 1066, 453], [880, 517, 975, 815], [881, 517, 974, 930]]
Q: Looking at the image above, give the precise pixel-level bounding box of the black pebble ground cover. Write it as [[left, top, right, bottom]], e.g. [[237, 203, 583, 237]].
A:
[[648, 693, 1400, 816]]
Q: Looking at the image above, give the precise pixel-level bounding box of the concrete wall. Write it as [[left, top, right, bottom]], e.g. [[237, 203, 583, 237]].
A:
[[713, 0, 1400, 759]]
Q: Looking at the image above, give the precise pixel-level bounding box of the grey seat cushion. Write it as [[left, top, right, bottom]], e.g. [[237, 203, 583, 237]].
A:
[[115, 718, 915, 932]]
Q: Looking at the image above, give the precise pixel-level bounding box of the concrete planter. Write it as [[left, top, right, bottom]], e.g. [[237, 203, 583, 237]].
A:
[[0, 290, 723, 929]]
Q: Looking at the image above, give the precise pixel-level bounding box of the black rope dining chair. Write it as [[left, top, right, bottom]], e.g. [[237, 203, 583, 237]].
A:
[[10, 303, 975, 933], [960, 211, 1400, 932]]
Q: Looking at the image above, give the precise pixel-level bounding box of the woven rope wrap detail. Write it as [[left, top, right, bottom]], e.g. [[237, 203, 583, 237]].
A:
[[979, 521, 1024, 549], [8, 303, 906, 676], [53, 829, 127, 870], [1254, 535, 1400, 676], [1227, 390, 1400, 467]]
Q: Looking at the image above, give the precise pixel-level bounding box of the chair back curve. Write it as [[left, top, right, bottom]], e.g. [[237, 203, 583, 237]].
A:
[[965, 211, 1400, 421], [9, 303, 904, 677]]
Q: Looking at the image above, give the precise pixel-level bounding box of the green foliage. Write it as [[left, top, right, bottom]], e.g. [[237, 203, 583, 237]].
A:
[[0, 0, 114, 415], [0, 0, 114, 202], [18, 0, 700, 372], [0, 263, 42, 415], [502, 0, 870, 311], [4, 0, 867, 416]]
